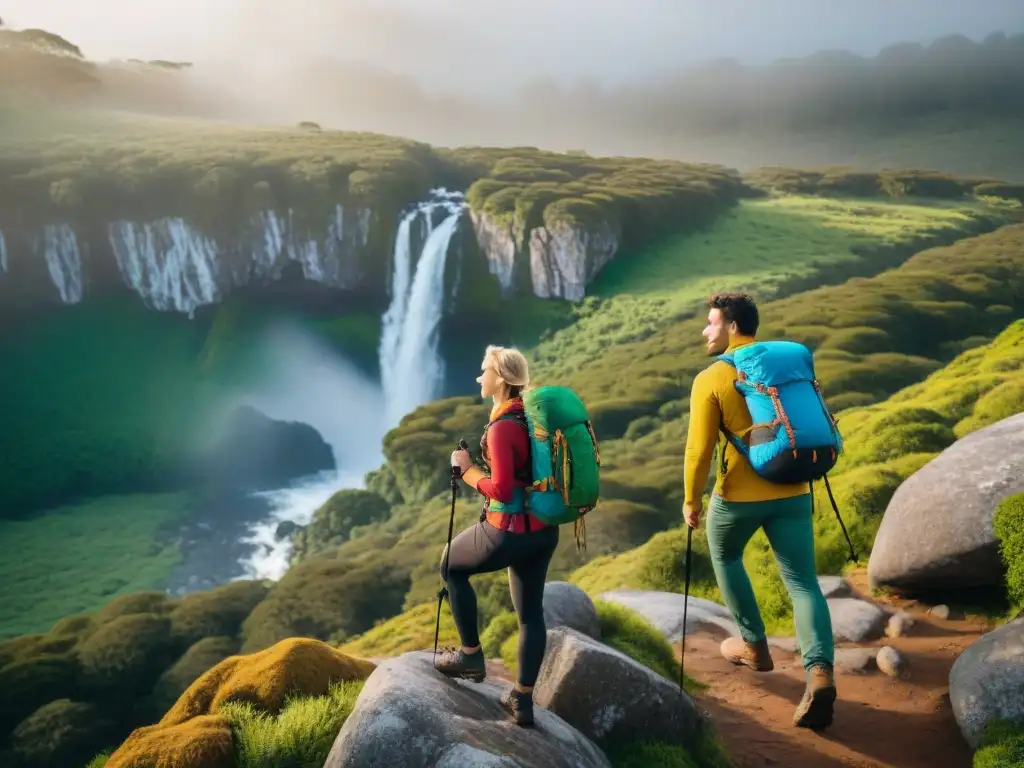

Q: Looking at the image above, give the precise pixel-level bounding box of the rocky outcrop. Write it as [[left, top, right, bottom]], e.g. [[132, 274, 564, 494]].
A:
[[868, 412, 1024, 593], [597, 590, 739, 640], [828, 598, 889, 642], [533, 627, 701, 750], [325, 652, 611, 768], [530, 219, 620, 301], [196, 405, 335, 491], [949, 616, 1024, 749], [543, 582, 601, 641], [469, 211, 522, 296], [469, 211, 622, 301]]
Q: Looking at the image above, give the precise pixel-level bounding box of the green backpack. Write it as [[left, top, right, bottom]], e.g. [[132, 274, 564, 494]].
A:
[[520, 386, 601, 526]]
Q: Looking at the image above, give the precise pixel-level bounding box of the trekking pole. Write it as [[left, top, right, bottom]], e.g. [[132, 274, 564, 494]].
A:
[[678, 524, 693, 696], [434, 438, 468, 667]]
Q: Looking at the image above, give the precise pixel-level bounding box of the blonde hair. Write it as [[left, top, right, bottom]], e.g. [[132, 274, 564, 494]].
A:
[[483, 344, 530, 391]]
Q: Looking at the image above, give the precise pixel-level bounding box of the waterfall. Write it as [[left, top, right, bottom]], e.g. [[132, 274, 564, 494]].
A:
[[379, 190, 466, 428], [103, 205, 371, 316], [0, 228, 6, 275], [38, 224, 84, 304], [109, 218, 222, 316]]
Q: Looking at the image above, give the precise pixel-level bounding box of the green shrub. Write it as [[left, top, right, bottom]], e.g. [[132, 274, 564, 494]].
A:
[[7, 699, 116, 768], [592, 599, 696, 690], [973, 719, 1024, 768], [76, 614, 178, 699], [169, 580, 270, 647], [0, 653, 80, 739], [480, 611, 519, 662], [241, 560, 409, 652], [606, 726, 733, 768], [994, 494, 1024, 613], [222, 680, 365, 768], [290, 490, 393, 563]]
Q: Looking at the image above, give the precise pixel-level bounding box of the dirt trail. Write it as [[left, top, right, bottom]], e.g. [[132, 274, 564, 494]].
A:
[[681, 572, 991, 768]]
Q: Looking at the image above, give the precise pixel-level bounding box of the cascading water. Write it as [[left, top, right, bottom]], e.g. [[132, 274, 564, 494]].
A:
[[0, 229, 7, 274], [232, 190, 466, 582], [38, 224, 84, 304], [379, 189, 467, 428]]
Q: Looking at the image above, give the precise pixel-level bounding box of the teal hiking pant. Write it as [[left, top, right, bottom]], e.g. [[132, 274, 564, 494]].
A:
[[705, 493, 834, 670]]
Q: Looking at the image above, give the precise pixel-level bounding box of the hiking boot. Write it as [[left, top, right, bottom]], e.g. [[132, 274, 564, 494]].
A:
[[500, 688, 535, 727], [434, 647, 486, 683], [720, 636, 775, 671], [792, 664, 837, 730]]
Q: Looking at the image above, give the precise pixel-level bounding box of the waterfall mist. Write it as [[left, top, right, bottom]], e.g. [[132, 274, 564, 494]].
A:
[[236, 319, 387, 474]]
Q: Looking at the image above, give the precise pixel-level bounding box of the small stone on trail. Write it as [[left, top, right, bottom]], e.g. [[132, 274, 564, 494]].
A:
[[928, 604, 951, 621], [834, 648, 878, 675], [876, 645, 907, 678], [886, 612, 915, 638]]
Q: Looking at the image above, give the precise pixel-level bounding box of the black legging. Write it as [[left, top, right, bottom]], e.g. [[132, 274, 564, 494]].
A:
[[442, 520, 559, 687]]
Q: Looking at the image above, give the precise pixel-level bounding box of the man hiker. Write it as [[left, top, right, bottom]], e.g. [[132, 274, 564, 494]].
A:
[[682, 292, 837, 730]]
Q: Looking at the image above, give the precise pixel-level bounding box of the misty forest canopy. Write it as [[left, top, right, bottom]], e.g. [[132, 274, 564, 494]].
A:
[[2, 21, 1024, 147]]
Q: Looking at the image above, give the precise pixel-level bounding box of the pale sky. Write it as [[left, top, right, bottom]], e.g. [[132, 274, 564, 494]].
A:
[[4, 0, 1023, 93]]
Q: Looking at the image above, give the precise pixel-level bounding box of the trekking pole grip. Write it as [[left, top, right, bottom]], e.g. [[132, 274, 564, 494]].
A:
[[452, 439, 469, 485]]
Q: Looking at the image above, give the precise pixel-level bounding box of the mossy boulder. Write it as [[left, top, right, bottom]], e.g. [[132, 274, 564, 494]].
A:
[[7, 699, 116, 768], [0, 654, 81, 739], [143, 637, 240, 724], [160, 637, 374, 726], [77, 614, 179, 700], [105, 714, 234, 768], [94, 592, 174, 623], [168, 580, 270, 647]]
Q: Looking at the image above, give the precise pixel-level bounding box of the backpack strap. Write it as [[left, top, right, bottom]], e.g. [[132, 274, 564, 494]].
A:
[[482, 411, 532, 486], [714, 354, 752, 463]]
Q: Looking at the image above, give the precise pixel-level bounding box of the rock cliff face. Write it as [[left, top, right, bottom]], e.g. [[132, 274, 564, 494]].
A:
[[530, 219, 620, 301], [469, 211, 522, 296], [470, 210, 622, 302], [0, 196, 627, 315], [0, 204, 376, 316]]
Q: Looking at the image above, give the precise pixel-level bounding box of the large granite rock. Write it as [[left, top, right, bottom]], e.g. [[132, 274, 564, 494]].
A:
[[868, 413, 1024, 592], [543, 582, 601, 640], [533, 627, 701, 749], [949, 616, 1024, 749], [597, 590, 739, 641], [324, 652, 611, 768], [828, 598, 889, 642]]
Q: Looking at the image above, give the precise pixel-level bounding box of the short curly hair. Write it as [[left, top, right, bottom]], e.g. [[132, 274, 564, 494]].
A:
[[708, 292, 759, 335]]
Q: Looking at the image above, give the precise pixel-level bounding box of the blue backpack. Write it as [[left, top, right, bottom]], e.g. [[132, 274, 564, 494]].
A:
[[718, 340, 857, 561], [717, 340, 843, 483]]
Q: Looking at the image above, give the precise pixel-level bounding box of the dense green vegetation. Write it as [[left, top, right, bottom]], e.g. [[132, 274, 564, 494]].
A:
[[0, 297, 381, 519], [0, 581, 270, 766], [973, 719, 1024, 768], [574, 317, 1024, 631], [0, 493, 192, 639], [995, 494, 1024, 616]]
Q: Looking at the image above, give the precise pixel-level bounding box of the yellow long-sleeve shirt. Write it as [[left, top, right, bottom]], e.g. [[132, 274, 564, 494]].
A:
[[684, 335, 809, 505]]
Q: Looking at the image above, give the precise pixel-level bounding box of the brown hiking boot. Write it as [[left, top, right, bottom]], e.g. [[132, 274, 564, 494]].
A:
[[500, 688, 535, 727], [793, 664, 837, 730], [720, 636, 775, 671], [433, 647, 487, 683]]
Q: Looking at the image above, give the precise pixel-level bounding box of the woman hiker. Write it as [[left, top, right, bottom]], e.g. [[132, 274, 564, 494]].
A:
[[436, 345, 559, 728]]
